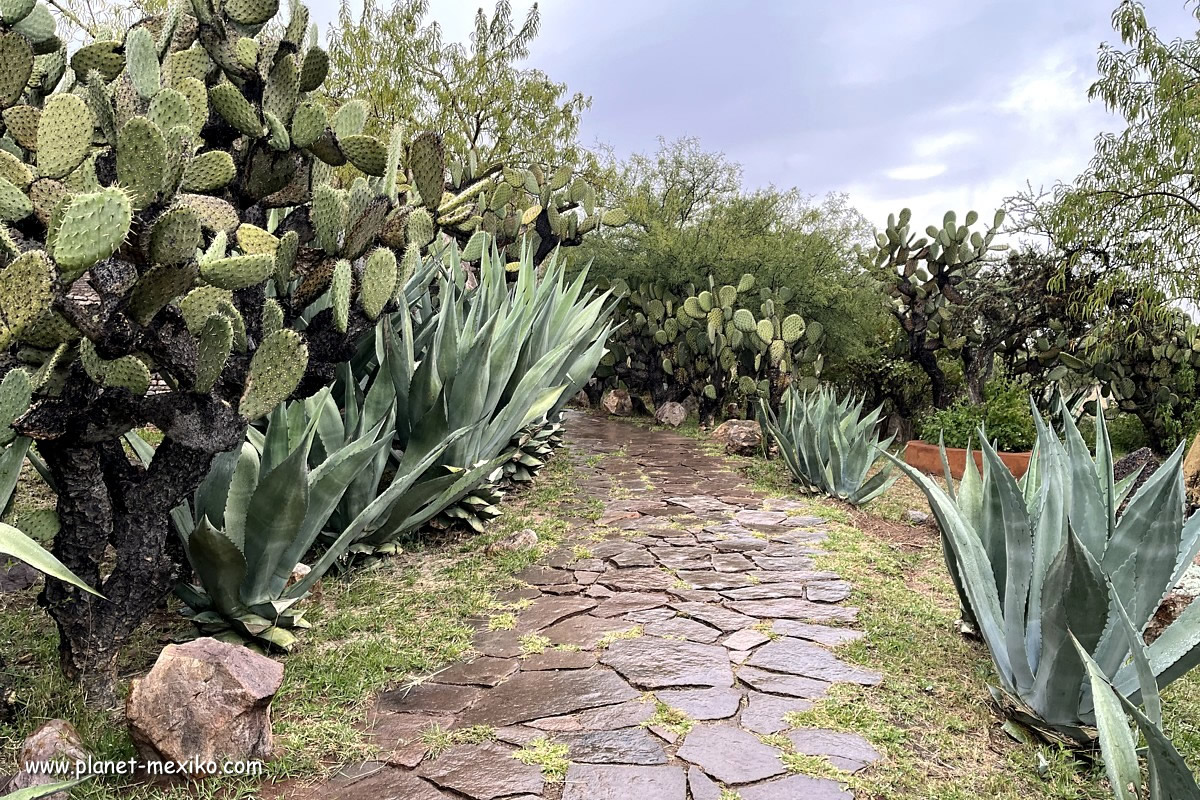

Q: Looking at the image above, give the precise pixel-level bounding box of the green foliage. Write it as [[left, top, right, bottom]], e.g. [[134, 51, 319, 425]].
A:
[[893, 406, 1200, 743], [760, 384, 897, 506], [919, 378, 1036, 452]]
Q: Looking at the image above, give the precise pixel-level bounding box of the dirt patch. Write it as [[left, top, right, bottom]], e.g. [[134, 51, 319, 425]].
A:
[[849, 507, 939, 552]]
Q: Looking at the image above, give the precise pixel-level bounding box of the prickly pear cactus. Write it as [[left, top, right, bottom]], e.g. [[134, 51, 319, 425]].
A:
[[601, 273, 824, 422]]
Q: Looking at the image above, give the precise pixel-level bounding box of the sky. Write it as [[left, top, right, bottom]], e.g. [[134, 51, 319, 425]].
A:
[[310, 0, 1198, 233]]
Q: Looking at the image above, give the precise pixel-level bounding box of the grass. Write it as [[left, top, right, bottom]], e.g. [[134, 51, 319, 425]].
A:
[[512, 738, 569, 782], [0, 450, 584, 799], [420, 723, 496, 758], [642, 700, 694, 737]]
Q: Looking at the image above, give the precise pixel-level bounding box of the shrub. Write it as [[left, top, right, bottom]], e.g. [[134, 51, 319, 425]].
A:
[[919, 379, 1035, 452]]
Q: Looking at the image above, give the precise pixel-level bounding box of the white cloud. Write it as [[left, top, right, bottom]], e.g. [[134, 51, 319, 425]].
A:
[[912, 131, 976, 159], [885, 163, 948, 181]]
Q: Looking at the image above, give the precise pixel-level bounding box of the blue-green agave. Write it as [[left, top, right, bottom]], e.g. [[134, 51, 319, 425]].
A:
[[893, 405, 1200, 742], [760, 385, 897, 506]]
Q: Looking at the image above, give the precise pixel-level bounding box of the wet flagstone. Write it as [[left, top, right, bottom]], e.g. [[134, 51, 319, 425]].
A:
[[290, 412, 874, 799]]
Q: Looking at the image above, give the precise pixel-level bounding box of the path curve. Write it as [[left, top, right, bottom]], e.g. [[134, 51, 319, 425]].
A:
[[293, 411, 880, 800]]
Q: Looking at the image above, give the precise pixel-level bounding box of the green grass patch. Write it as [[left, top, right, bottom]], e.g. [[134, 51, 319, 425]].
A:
[[512, 737, 570, 782]]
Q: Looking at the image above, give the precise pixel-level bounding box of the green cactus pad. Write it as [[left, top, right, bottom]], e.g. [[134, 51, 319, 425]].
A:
[[178, 286, 232, 330], [53, 187, 133, 278], [290, 101, 326, 149], [601, 208, 630, 226], [0, 368, 30, 445], [409, 131, 445, 211], [398, 244, 420, 289], [263, 53, 298, 125], [181, 149, 235, 193], [682, 296, 705, 319], [0, 150, 30, 190], [70, 39, 124, 82], [36, 94, 94, 180], [331, 259, 351, 333], [261, 298, 284, 338], [2, 104, 38, 150], [164, 46, 211, 86], [116, 116, 167, 209], [124, 27, 160, 98], [768, 339, 786, 365], [312, 183, 345, 254], [360, 248, 396, 321], [340, 134, 387, 176], [274, 230, 299, 284], [718, 285, 737, 307], [406, 206, 434, 247], [0, 31, 34, 108], [298, 45, 328, 92], [239, 329, 308, 420], [193, 312, 233, 393], [174, 193, 238, 232], [236, 223, 279, 256], [148, 89, 192, 136], [755, 318, 774, 344], [199, 253, 275, 290], [0, 252, 53, 358], [148, 206, 202, 265], [732, 308, 756, 334], [703, 383, 716, 400], [79, 338, 151, 394], [0, 176, 31, 222], [209, 82, 262, 137], [736, 273, 755, 293], [781, 313, 805, 344], [128, 261, 198, 325], [223, 0, 279, 25], [330, 99, 366, 138]]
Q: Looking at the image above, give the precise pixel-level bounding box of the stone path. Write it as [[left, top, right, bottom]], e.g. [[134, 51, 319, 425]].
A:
[[288, 412, 881, 799]]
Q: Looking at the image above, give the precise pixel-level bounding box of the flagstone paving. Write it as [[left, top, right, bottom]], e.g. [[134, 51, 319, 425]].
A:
[[287, 411, 881, 799]]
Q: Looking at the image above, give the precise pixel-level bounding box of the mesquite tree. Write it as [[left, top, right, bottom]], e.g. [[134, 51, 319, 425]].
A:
[[0, 0, 608, 704]]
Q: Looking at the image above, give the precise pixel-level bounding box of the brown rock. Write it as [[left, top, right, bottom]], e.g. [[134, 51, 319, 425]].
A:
[[561, 764, 686, 800], [485, 528, 538, 555], [600, 638, 734, 688], [576, 699, 657, 730], [543, 615, 639, 650], [770, 620, 864, 647], [366, 712, 452, 769], [433, 657, 517, 687], [675, 724, 787, 784], [737, 666, 830, 699], [737, 774, 852, 799], [126, 638, 283, 772], [601, 389, 634, 416], [418, 741, 543, 799], [654, 401, 688, 428], [726, 598, 859, 623], [288, 764, 449, 799], [520, 650, 597, 670], [8, 720, 91, 798], [806, 580, 853, 603], [378, 682, 483, 715], [558, 728, 668, 764], [643, 616, 721, 643], [458, 669, 638, 726], [711, 419, 763, 456]]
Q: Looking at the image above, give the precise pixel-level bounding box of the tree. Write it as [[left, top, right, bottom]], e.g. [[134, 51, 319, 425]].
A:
[[324, 0, 592, 173], [585, 137, 881, 371], [1017, 1, 1200, 314]]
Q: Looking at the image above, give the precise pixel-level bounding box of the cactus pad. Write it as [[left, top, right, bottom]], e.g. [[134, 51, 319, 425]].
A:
[[236, 223, 279, 256], [200, 253, 275, 290], [298, 46, 329, 92], [0, 176, 31, 222], [274, 230, 299, 284], [360, 248, 396, 321], [755, 318, 774, 344], [406, 206, 434, 247], [70, 39, 124, 82], [53, 187, 133, 278], [409, 131, 445, 211], [312, 183, 345, 254], [290, 101, 326, 149], [182, 150, 236, 192], [331, 259, 351, 333], [193, 312, 233, 393], [80, 339, 152, 395], [261, 299, 284, 338], [330, 99, 366, 138], [0, 31, 34, 108], [209, 82, 262, 137], [116, 116, 167, 209], [0, 367, 30, 445], [36, 94, 93, 179], [0, 250, 52, 353], [341, 134, 387, 176], [781, 314, 805, 344], [239, 329, 307, 420], [732, 308, 756, 334], [601, 208, 630, 226], [149, 207, 202, 265], [175, 193, 239, 232], [148, 88, 192, 135], [2, 104, 38, 150], [128, 261, 198, 325]]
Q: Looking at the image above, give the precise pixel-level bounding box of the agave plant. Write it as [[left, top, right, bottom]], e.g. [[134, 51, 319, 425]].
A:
[[1076, 620, 1200, 799], [759, 385, 897, 506], [2, 778, 93, 800], [160, 387, 459, 647], [893, 405, 1200, 742]]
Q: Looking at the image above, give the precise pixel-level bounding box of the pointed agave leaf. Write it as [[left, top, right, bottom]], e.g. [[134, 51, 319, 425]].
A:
[[1117, 693, 1200, 799], [1071, 635, 1140, 800], [0, 522, 101, 596], [186, 517, 247, 615], [222, 443, 261, 552]]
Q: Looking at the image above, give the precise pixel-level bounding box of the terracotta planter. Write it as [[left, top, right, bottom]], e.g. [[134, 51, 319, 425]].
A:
[[904, 440, 1031, 480]]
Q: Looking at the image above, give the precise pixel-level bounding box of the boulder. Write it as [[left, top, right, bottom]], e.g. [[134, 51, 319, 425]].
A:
[[8, 719, 92, 798], [711, 419, 763, 456], [902, 509, 929, 526], [486, 528, 539, 555], [568, 390, 590, 409], [601, 389, 633, 417], [126, 637, 283, 774], [655, 402, 687, 428]]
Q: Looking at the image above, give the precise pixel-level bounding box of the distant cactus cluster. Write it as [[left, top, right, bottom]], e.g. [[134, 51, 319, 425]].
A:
[[600, 274, 823, 419]]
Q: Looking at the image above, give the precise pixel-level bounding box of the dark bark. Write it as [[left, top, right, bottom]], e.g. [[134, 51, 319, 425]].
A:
[[37, 435, 221, 707]]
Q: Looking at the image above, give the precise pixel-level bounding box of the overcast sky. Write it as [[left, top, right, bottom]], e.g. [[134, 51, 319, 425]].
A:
[[310, 1, 1197, 233]]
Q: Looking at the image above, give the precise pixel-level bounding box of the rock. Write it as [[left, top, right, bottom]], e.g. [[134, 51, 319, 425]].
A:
[[902, 509, 929, 525], [379, 682, 483, 715], [8, 720, 92, 798], [569, 390, 591, 409], [747, 637, 882, 686], [769, 620, 864, 647], [737, 666, 830, 699], [787, 728, 881, 773], [557, 728, 668, 764], [643, 616, 721, 644], [721, 628, 771, 651], [520, 650, 597, 670], [485, 528, 538, 555], [681, 395, 700, 418], [433, 657, 517, 688], [600, 638, 735, 688], [737, 774, 852, 800], [561, 764, 687, 800], [741, 691, 813, 735], [418, 741, 543, 799], [711, 419, 763, 456], [654, 402, 687, 428], [458, 669, 639, 726], [601, 389, 633, 416], [126, 637, 283, 772], [726, 597, 859, 623], [366, 712, 453, 769], [0, 560, 39, 593], [806, 580, 853, 603], [653, 687, 742, 720], [286, 562, 311, 587], [688, 767, 722, 800], [675, 724, 787, 784]]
